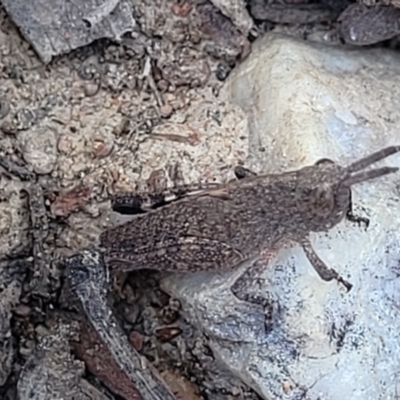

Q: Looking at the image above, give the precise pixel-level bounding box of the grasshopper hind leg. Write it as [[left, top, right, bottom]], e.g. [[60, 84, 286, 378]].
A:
[[231, 255, 277, 333]]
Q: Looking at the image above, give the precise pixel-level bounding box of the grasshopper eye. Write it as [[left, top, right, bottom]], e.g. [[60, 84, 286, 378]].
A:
[[310, 185, 335, 216]]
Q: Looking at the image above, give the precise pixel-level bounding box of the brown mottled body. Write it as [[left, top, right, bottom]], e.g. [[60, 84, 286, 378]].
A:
[[101, 146, 400, 292]]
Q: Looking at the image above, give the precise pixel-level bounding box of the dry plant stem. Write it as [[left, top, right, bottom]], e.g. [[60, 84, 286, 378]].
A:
[[66, 247, 178, 400], [0, 153, 51, 297], [0, 154, 35, 180], [70, 316, 145, 400], [24, 183, 51, 296]]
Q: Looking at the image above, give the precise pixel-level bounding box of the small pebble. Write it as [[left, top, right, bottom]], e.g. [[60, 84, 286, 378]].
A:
[[128, 330, 144, 351], [12, 304, 32, 317], [57, 135, 73, 154], [93, 140, 114, 158], [160, 104, 173, 118], [157, 79, 169, 92]]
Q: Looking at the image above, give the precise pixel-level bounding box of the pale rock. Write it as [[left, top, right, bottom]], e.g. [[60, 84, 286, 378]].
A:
[[162, 33, 400, 400], [19, 127, 57, 175]]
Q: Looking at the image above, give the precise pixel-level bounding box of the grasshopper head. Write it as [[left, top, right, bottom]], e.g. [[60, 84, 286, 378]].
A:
[[295, 146, 400, 231]]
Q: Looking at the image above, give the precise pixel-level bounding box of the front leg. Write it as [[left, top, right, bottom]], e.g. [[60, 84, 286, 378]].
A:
[[300, 236, 352, 291], [346, 190, 369, 228]]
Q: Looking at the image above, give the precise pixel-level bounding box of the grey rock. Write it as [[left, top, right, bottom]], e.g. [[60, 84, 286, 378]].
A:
[[0, 0, 136, 63], [209, 0, 254, 36], [249, 0, 343, 24], [338, 3, 400, 45]]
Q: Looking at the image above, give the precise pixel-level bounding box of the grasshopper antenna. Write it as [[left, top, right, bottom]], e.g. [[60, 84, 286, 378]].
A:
[[343, 146, 400, 186]]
